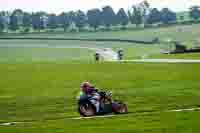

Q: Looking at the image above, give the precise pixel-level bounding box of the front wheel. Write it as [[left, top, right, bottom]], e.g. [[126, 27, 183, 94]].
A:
[[78, 102, 96, 117]]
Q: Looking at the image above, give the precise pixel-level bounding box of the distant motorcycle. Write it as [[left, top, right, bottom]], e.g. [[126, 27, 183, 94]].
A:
[[78, 91, 128, 117]]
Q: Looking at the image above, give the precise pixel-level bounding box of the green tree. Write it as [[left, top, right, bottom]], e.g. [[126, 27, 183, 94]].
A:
[[10, 14, 18, 31], [67, 11, 76, 31], [116, 8, 129, 29], [101, 6, 116, 29], [87, 8, 102, 31], [32, 12, 47, 31], [128, 5, 143, 27], [23, 12, 32, 32], [147, 8, 161, 24], [0, 15, 5, 32], [160, 8, 177, 24], [59, 12, 70, 32], [9, 9, 24, 31], [179, 15, 185, 22], [48, 14, 58, 30], [68, 11, 76, 22], [189, 6, 200, 21], [74, 10, 87, 31], [32, 13, 40, 31], [128, 1, 150, 27], [13, 9, 23, 25], [139, 0, 150, 25]]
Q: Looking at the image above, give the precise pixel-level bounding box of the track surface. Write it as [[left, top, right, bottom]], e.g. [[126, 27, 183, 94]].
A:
[[113, 59, 200, 63], [1, 107, 200, 126]]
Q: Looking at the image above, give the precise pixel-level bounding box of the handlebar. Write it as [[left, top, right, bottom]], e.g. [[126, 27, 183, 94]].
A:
[[99, 91, 112, 98]]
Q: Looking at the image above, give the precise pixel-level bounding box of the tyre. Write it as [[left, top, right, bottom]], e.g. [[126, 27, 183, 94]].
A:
[[112, 101, 128, 114], [78, 101, 96, 117]]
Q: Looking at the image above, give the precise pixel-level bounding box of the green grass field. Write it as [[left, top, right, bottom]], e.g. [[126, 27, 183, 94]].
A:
[[0, 62, 200, 133], [1, 24, 200, 133], [0, 39, 200, 61], [0, 39, 163, 61]]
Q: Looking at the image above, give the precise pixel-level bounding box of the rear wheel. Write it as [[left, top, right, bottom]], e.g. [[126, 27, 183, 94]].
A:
[[112, 101, 128, 114], [78, 102, 96, 117], [118, 103, 128, 113]]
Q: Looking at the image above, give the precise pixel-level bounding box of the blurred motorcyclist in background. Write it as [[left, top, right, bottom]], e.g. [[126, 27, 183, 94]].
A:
[[117, 49, 123, 60]]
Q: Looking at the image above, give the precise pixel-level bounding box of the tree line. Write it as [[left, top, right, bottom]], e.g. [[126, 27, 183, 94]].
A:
[[0, 1, 200, 33]]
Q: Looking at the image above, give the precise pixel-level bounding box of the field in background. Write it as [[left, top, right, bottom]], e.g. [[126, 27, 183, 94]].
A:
[[0, 39, 163, 62], [1, 23, 200, 133], [4, 23, 200, 42], [1, 24, 200, 62]]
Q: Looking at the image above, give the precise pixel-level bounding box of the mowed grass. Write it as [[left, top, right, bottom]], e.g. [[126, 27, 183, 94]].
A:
[[2, 23, 200, 61], [0, 61, 200, 133], [1, 39, 199, 61], [0, 39, 163, 61], [0, 47, 93, 62], [1, 24, 200, 132]]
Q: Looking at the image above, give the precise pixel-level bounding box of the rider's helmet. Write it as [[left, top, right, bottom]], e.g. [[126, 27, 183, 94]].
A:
[[80, 82, 92, 93]]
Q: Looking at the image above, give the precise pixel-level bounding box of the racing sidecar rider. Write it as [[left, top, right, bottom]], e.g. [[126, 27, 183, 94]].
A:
[[80, 82, 101, 113]]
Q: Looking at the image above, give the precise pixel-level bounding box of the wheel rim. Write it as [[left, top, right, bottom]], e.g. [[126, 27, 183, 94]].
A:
[[119, 104, 127, 113], [80, 104, 95, 116], [120, 106, 126, 113]]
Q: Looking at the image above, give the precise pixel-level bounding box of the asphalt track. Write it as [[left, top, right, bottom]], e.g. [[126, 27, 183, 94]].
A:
[[111, 59, 200, 63], [1, 107, 200, 126]]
